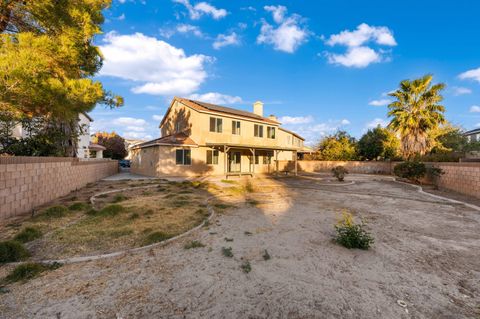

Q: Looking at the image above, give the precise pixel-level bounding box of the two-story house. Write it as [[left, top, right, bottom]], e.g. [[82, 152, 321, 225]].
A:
[[130, 97, 305, 177]]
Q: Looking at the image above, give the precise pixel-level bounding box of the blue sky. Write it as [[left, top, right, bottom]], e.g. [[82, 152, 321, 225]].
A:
[[91, 0, 480, 145]]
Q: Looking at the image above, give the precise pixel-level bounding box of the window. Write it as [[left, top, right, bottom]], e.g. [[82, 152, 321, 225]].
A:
[[176, 149, 191, 165], [287, 135, 291, 145], [209, 117, 223, 133], [232, 120, 241, 135], [206, 150, 219, 165], [254, 124, 263, 137], [267, 126, 276, 139], [255, 155, 260, 164], [263, 152, 273, 164]]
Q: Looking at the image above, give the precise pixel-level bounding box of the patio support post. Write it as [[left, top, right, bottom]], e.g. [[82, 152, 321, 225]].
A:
[[224, 145, 227, 177], [294, 150, 298, 176], [275, 150, 279, 176]]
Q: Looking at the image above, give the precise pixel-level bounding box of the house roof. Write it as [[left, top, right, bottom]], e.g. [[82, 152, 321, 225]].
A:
[[464, 128, 480, 136], [133, 132, 198, 149], [88, 143, 106, 151], [278, 127, 305, 141], [160, 97, 280, 127], [81, 112, 94, 122]]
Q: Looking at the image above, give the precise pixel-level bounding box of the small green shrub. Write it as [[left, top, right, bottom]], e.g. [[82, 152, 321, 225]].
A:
[[334, 211, 374, 250], [13, 227, 42, 243], [0, 241, 30, 263], [112, 194, 128, 203], [426, 165, 444, 178], [97, 204, 125, 217], [184, 240, 205, 249], [262, 249, 271, 261], [240, 261, 251, 273], [42, 205, 68, 218], [143, 231, 173, 245], [221, 247, 233, 258], [68, 202, 88, 211], [224, 237, 233, 242], [2, 262, 62, 284], [393, 161, 426, 182], [331, 166, 348, 182]]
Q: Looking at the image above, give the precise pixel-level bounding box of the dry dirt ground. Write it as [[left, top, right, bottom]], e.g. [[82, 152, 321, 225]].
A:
[[1, 174, 480, 319]]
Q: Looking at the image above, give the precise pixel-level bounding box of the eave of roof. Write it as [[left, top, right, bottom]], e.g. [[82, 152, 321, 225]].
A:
[[464, 128, 480, 135], [278, 127, 305, 140], [205, 142, 302, 152], [133, 132, 198, 149]]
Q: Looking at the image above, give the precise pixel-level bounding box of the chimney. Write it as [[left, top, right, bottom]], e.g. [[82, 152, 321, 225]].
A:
[[253, 101, 264, 117], [268, 114, 277, 121]]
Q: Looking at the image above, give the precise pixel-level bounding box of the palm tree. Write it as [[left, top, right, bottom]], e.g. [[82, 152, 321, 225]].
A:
[[387, 75, 446, 159]]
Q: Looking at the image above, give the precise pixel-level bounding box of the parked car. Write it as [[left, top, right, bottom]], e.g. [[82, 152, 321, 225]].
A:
[[119, 159, 131, 168]]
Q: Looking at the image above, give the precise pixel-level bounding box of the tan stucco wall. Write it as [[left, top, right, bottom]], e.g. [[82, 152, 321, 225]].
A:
[[131, 145, 295, 177]]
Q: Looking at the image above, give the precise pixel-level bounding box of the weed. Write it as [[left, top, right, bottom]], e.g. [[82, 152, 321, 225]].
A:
[[178, 190, 193, 194], [85, 208, 98, 216], [107, 229, 133, 238], [157, 187, 166, 192], [68, 196, 78, 201], [221, 179, 236, 184], [191, 181, 202, 188], [244, 231, 252, 236], [331, 166, 348, 182], [262, 249, 271, 261], [68, 202, 88, 211], [224, 237, 234, 242], [184, 240, 205, 249], [97, 194, 109, 198], [214, 203, 231, 209], [128, 213, 140, 220], [247, 199, 259, 206], [42, 205, 68, 218], [245, 181, 254, 193], [112, 194, 128, 203], [2, 262, 62, 284], [221, 247, 233, 258], [143, 231, 173, 245], [334, 211, 374, 250], [144, 209, 154, 217], [195, 209, 209, 218], [240, 261, 251, 273], [13, 227, 42, 243], [96, 204, 125, 217], [0, 241, 30, 263]]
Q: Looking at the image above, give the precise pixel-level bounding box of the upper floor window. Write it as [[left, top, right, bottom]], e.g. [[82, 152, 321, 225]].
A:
[[232, 120, 241, 135], [176, 149, 191, 165], [206, 150, 219, 165], [287, 135, 291, 144], [254, 124, 263, 137], [209, 117, 223, 133], [267, 127, 276, 139]]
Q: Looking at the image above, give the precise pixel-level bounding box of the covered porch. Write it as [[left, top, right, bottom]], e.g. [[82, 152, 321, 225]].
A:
[[206, 143, 299, 178]]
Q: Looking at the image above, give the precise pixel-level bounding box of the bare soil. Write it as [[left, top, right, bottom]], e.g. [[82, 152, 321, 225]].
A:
[[1, 174, 479, 318]]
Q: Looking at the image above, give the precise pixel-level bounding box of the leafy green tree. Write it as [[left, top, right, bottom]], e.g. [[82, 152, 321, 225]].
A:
[[93, 132, 128, 160], [316, 131, 358, 160], [388, 75, 446, 159], [358, 126, 399, 160], [0, 0, 123, 120]]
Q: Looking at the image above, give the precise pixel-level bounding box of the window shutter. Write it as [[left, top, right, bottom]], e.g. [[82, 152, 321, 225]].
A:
[[206, 150, 212, 164], [210, 117, 216, 132]]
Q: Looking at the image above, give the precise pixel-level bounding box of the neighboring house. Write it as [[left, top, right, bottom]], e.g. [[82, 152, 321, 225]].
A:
[[464, 128, 480, 143], [130, 97, 305, 177], [11, 113, 105, 159], [124, 139, 146, 160]]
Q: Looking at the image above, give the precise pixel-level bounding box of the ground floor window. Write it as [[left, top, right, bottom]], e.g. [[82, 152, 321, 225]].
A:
[[263, 151, 273, 164], [176, 149, 191, 165], [206, 149, 219, 165]]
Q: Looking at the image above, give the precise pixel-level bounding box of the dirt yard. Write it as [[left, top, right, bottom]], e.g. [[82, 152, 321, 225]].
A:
[[1, 174, 479, 318]]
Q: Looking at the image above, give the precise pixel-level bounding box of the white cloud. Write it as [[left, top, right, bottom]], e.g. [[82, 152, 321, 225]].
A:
[[213, 32, 240, 49], [369, 98, 392, 106], [123, 132, 153, 140], [92, 117, 157, 141], [152, 114, 164, 121], [283, 119, 349, 145], [324, 23, 396, 68], [278, 115, 314, 125], [257, 5, 309, 53], [366, 118, 389, 129], [326, 46, 382, 68], [99, 32, 211, 96], [326, 23, 396, 47], [173, 0, 227, 20], [459, 67, 480, 83], [117, 13, 125, 21], [470, 105, 480, 113], [452, 86, 472, 96], [176, 24, 204, 37], [340, 119, 350, 125], [188, 92, 243, 104]]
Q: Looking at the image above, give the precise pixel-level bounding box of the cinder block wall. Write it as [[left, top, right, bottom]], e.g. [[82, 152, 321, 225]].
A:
[[0, 157, 118, 220], [278, 160, 480, 199]]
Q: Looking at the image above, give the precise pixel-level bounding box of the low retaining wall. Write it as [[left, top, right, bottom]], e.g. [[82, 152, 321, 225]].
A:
[[0, 157, 118, 220], [279, 160, 480, 199]]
